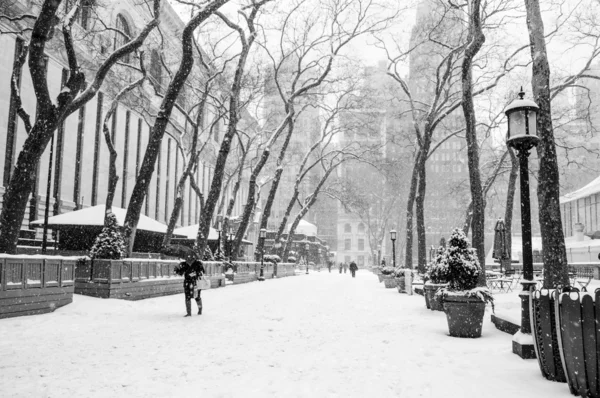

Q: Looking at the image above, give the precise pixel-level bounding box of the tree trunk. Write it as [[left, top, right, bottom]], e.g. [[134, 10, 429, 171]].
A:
[[461, 0, 486, 286], [415, 160, 427, 273], [504, 147, 518, 267], [124, 0, 229, 256], [403, 151, 420, 269], [232, 150, 270, 259], [524, 0, 569, 288], [256, 112, 295, 256]]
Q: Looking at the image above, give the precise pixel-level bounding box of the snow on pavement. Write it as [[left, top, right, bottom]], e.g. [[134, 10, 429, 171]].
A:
[[0, 270, 570, 397]]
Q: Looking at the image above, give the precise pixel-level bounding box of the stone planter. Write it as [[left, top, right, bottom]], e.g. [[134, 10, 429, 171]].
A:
[[424, 283, 446, 311], [382, 275, 396, 288], [443, 295, 486, 338], [396, 276, 406, 293], [377, 274, 385, 283]]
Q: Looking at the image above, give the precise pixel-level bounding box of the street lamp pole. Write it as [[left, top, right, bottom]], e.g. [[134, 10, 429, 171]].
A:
[[258, 228, 266, 281], [505, 88, 539, 359], [305, 242, 310, 274], [390, 230, 397, 268]]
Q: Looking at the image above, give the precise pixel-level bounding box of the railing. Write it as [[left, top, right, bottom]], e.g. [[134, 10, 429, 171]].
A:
[[0, 255, 78, 291]]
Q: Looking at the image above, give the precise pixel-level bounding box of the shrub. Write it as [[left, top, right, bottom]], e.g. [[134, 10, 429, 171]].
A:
[[287, 256, 297, 263], [444, 228, 480, 290], [89, 213, 125, 260], [264, 254, 281, 264], [202, 246, 214, 261], [381, 265, 395, 275], [393, 267, 411, 278], [427, 246, 449, 284]]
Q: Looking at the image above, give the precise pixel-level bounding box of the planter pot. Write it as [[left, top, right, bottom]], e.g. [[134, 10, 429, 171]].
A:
[[443, 295, 486, 338], [382, 275, 397, 288], [377, 274, 385, 283], [396, 276, 406, 293], [424, 283, 446, 311]]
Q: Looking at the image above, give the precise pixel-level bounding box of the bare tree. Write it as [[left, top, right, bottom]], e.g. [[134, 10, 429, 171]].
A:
[[193, 0, 272, 256], [122, 0, 233, 255], [0, 0, 161, 254]]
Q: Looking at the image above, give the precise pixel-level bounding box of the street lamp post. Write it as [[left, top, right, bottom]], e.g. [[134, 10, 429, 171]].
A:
[[390, 230, 397, 268], [305, 242, 310, 274], [227, 226, 234, 262], [273, 240, 282, 278], [505, 88, 539, 359], [258, 228, 267, 281]]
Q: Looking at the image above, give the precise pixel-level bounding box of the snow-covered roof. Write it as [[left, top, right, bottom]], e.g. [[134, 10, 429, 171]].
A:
[[173, 224, 219, 240], [173, 224, 253, 244], [560, 175, 600, 204], [30, 205, 172, 234], [288, 219, 318, 236]]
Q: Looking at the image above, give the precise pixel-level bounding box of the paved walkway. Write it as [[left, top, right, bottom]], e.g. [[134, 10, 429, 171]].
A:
[[0, 270, 568, 397]]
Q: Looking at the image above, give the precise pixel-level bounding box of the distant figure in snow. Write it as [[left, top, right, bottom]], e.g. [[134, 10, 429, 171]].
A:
[[349, 261, 358, 277], [339, 262, 343, 274], [327, 261, 332, 273], [343, 262, 348, 274], [175, 251, 206, 317]]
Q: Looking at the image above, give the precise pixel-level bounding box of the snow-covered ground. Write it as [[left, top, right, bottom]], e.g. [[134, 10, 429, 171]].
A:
[[0, 270, 572, 397]]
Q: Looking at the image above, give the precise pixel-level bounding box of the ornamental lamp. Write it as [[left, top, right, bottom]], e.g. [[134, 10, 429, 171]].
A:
[[390, 229, 397, 241], [259, 228, 267, 239], [505, 88, 539, 150]]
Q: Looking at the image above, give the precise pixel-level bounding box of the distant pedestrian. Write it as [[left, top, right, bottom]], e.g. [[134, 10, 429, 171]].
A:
[[339, 262, 343, 274], [343, 262, 348, 274], [349, 261, 358, 277], [327, 261, 332, 273], [175, 251, 206, 317]]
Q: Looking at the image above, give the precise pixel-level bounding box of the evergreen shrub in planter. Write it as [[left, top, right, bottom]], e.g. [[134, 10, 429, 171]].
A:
[[380, 266, 395, 286], [424, 247, 447, 311], [437, 229, 493, 338]]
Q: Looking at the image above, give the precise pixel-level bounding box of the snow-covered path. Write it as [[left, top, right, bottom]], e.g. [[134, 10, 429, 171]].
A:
[[0, 270, 569, 397]]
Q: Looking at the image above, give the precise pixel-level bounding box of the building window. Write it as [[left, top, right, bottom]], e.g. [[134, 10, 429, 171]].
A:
[[358, 238, 364, 251], [357, 223, 365, 234], [64, 0, 95, 30], [115, 14, 132, 63], [149, 50, 163, 93], [344, 223, 352, 233], [358, 255, 365, 266], [344, 239, 351, 250]]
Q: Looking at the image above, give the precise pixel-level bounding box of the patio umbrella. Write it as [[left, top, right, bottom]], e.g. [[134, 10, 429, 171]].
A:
[[492, 218, 510, 273]]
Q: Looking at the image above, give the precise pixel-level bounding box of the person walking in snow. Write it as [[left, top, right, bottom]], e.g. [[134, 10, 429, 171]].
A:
[[175, 250, 206, 317], [339, 262, 343, 274], [349, 260, 358, 278], [327, 260, 332, 273], [343, 262, 348, 274]]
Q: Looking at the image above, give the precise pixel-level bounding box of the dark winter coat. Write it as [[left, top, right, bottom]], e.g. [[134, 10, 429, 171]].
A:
[[349, 262, 358, 271], [175, 260, 205, 287]]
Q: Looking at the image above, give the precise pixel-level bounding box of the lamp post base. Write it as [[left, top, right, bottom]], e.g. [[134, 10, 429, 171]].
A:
[[512, 330, 536, 359]]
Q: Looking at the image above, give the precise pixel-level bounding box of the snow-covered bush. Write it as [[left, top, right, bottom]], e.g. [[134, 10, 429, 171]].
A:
[[287, 256, 297, 263], [393, 267, 412, 278], [89, 213, 125, 260], [264, 254, 281, 264], [380, 265, 395, 275], [435, 228, 493, 307], [427, 246, 449, 284], [443, 229, 480, 290], [202, 246, 214, 261]]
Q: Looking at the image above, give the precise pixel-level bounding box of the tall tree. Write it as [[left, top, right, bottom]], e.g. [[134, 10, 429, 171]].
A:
[[194, 0, 271, 256], [460, 0, 486, 285], [524, 0, 569, 287], [0, 0, 161, 254], [123, 0, 232, 255]]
